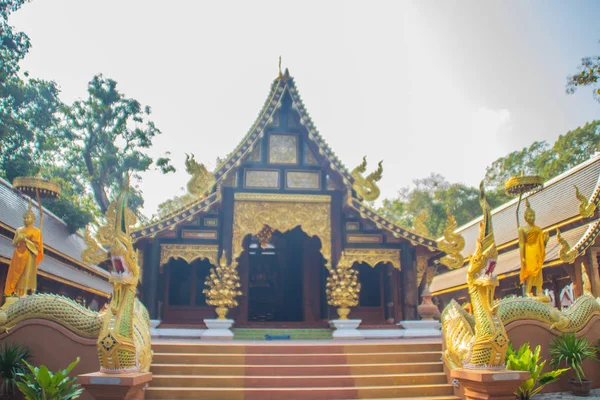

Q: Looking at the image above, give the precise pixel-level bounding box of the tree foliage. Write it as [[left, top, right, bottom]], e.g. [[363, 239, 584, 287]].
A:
[[567, 40, 600, 103], [376, 174, 508, 238], [58, 75, 175, 215], [484, 121, 600, 190]]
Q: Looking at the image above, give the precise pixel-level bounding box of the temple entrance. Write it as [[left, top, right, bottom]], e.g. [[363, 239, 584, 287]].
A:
[[240, 226, 326, 325]]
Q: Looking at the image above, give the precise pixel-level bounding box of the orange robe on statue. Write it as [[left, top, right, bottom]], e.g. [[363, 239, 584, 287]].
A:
[[519, 225, 545, 289], [5, 225, 44, 296]]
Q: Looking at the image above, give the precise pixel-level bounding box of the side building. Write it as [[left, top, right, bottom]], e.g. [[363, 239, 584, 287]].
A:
[[431, 153, 600, 308], [0, 177, 112, 309], [132, 70, 441, 327]]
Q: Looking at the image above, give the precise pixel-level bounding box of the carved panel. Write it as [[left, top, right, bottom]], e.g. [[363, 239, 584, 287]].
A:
[[244, 169, 280, 189], [286, 171, 321, 190], [232, 193, 331, 266], [268, 134, 298, 164], [159, 244, 219, 272], [182, 230, 218, 240], [304, 143, 318, 165], [347, 234, 383, 244], [340, 248, 401, 270], [346, 222, 360, 231], [247, 143, 262, 162], [204, 218, 218, 227]]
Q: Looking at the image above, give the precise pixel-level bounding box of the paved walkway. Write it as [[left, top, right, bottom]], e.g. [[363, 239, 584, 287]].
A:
[[537, 388, 600, 399]]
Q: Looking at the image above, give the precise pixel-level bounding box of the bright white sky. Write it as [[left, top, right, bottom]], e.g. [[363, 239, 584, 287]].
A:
[[11, 0, 600, 217]]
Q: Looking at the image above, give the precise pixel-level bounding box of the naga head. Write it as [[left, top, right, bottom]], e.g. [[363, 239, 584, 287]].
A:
[[468, 182, 499, 288], [83, 178, 140, 287], [108, 181, 139, 286]]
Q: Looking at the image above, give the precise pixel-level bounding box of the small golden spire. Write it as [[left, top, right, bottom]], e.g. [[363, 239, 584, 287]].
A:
[[278, 56, 282, 79]]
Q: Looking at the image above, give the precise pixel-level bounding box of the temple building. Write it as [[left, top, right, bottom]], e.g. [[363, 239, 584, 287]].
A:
[[431, 152, 600, 309], [0, 178, 111, 309], [132, 70, 441, 327]]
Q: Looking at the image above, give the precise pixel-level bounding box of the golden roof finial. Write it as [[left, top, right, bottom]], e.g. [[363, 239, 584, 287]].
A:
[[278, 56, 282, 79]]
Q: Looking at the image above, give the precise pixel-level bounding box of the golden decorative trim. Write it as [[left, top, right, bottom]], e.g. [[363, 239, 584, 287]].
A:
[[159, 244, 219, 270], [13, 176, 61, 198], [232, 197, 331, 266], [37, 270, 111, 298], [181, 230, 218, 240], [340, 248, 401, 270], [234, 192, 331, 203], [347, 234, 382, 244], [416, 254, 429, 284]]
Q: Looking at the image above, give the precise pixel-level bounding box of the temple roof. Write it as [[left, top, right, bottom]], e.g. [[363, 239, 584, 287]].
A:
[[431, 152, 600, 294], [0, 177, 111, 296], [131, 70, 439, 250]]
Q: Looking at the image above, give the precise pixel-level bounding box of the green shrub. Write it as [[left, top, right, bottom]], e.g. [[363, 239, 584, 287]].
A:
[[550, 333, 597, 382], [506, 342, 568, 400], [0, 343, 31, 396], [16, 357, 83, 400]]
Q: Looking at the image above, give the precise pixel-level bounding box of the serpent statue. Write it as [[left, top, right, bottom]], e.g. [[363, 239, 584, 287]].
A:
[[185, 153, 215, 197], [442, 185, 600, 371], [351, 156, 383, 201], [0, 183, 152, 374], [442, 182, 509, 370]]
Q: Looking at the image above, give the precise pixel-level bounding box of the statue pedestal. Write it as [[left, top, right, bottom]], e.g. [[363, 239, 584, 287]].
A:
[[78, 372, 152, 400], [398, 320, 441, 338], [202, 319, 234, 340], [450, 368, 529, 400], [329, 319, 363, 339]]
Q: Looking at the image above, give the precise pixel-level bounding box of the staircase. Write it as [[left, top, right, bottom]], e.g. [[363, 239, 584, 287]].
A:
[[146, 339, 459, 400]]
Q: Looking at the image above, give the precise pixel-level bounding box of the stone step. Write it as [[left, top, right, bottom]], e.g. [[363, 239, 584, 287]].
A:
[[145, 383, 456, 399], [151, 372, 448, 388], [152, 351, 442, 365], [150, 361, 445, 376], [151, 342, 442, 354]]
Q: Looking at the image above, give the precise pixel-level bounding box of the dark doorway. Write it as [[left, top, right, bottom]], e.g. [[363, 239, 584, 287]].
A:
[[247, 227, 309, 323]]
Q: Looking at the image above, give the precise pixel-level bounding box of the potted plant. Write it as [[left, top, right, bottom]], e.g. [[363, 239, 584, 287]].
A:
[[550, 333, 598, 396], [506, 342, 568, 400], [0, 343, 31, 399], [16, 357, 83, 400]]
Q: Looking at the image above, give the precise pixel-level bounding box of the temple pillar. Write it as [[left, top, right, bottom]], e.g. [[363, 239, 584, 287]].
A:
[[587, 249, 600, 297], [400, 243, 418, 320], [142, 241, 161, 320]]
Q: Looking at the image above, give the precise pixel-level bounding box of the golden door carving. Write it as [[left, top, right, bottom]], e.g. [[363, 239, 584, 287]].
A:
[[232, 193, 331, 267]]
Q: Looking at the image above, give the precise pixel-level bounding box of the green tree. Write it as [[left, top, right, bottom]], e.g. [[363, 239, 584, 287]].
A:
[[58, 74, 175, 215], [0, 0, 61, 180], [376, 174, 508, 238], [155, 192, 196, 219], [567, 41, 600, 103], [484, 121, 600, 192]]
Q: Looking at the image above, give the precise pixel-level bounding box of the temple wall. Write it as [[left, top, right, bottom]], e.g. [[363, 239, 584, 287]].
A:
[[506, 316, 600, 392], [0, 319, 98, 400]]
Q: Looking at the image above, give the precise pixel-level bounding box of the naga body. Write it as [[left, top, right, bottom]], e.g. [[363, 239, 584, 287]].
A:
[[0, 183, 152, 373]]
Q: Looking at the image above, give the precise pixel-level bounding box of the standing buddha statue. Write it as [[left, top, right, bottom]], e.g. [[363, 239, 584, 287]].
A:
[[4, 201, 44, 297], [518, 199, 549, 297]]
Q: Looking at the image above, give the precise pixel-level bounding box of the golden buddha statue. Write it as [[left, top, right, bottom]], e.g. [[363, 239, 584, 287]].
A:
[[4, 201, 44, 297], [518, 199, 548, 297]]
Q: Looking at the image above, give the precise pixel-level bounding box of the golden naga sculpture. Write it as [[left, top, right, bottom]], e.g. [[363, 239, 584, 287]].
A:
[[0, 182, 152, 374], [441, 182, 508, 370], [5, 201, 44, 297], [351, 156, 383, 201], [557, 228, 578, 264], [518, 199, 549, 298], [326, 253, 361, 320], [413, 210, 430, 237], [203, 254, 242, 320], [86, 182, 153, 373], [575, 185, 596, 218], [437, 209, 466, 270], [185, 153, 215, 197]]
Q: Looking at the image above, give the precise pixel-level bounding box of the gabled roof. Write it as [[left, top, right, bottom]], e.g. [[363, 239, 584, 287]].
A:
[[212, 70, 355, 187], [132, 70, 439, 250], [0, 177, 108, 279], [453, 153, 600, 257], [431, 152, 600, 294]]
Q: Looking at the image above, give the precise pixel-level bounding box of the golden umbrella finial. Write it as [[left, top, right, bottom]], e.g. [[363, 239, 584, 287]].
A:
[[13, 174, 61, 232]]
